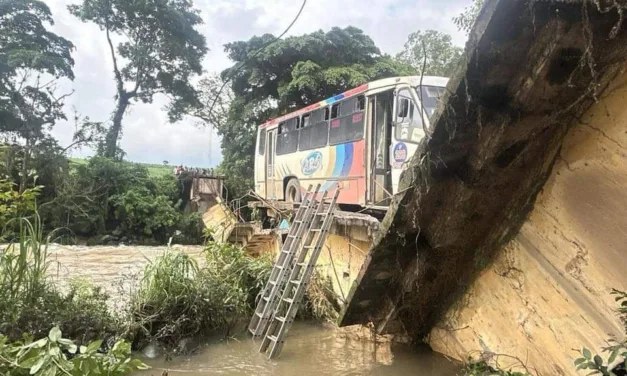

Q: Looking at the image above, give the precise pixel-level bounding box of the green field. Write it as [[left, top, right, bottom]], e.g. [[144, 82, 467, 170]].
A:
[[70, 158, 172, 178]]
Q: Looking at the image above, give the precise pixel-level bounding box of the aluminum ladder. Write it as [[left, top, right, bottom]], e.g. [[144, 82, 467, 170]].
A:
[[248, 184, 320, 337], [259, 188, 340, 359]]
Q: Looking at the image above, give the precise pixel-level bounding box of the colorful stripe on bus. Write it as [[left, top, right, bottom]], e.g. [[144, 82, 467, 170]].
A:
[[260, 84, 368, 129]]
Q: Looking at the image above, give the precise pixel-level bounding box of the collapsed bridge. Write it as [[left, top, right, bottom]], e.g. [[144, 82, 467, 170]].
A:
[[339, 0, 627, 350]]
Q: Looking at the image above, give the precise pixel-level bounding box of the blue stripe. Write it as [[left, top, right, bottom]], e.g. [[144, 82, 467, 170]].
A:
[[321, 144, 345, 191], [340, 142, 353, 176], [325, 93, 345, 105]]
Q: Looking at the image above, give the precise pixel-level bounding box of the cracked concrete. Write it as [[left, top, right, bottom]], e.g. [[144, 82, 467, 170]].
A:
[[429, 65, 627, 376]]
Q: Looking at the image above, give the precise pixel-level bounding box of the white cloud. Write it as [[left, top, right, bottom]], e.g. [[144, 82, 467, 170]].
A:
[[43, 0, 471, 167]]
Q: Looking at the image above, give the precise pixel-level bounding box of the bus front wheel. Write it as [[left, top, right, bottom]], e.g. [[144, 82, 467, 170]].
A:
[[285, 179, 302, 203]]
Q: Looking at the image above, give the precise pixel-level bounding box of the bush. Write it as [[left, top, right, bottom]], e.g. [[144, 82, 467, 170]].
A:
[[0, 326, 148, 375], [127, 242, 271, 347], [110, 186, 181, 240]]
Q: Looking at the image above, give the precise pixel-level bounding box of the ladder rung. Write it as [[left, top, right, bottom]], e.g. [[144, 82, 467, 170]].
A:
[[296, 262, 307, 267], [283, 297, 294, 303], [269, 280, 277, 285], [311, 229, 322, 232], [256, 312, 263, 317], [263, 296, 270, 301], [290, 280, 301, 285], [275, 316, 287, 323], [268, 335, 278, 342]]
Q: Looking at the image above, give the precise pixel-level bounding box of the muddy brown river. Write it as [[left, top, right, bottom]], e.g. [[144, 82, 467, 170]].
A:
[[140, 323, 458, 376], [48, 245, 458, 375]]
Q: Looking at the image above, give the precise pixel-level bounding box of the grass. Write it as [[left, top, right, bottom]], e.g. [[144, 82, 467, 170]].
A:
[[69, 158, 172, 178], [126, 241, 273, 347], [0, 213, 117, 343]]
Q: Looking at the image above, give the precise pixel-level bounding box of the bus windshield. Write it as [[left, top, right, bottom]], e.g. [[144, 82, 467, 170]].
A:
[[418, 85, 446, 117]]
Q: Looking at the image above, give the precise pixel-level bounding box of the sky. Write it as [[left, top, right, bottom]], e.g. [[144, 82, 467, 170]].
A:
[[44, 0, 471, 167]]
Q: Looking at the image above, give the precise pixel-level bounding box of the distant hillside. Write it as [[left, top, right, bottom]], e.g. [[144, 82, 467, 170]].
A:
[[70, 158, 172, 178]]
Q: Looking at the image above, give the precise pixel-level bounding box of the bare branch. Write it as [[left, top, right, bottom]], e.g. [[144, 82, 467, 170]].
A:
[[105, 6, 124, 95]]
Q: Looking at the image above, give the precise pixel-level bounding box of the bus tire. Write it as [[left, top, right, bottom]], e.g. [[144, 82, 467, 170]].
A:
[[285, 179, 302, 203]]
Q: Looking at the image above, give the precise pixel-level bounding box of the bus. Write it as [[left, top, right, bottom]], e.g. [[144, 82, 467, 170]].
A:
[[254, 75, 448, 209]]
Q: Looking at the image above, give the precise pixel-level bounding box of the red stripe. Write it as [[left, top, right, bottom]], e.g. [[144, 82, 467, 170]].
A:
[[343, 84, 368, 98]]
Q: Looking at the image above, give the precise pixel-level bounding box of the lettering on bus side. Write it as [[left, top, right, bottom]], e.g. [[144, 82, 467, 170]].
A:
[[301, 151, 323, 176]]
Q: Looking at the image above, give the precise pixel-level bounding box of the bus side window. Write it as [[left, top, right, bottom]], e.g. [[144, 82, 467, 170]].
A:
[[329, 96, 365, 145], [356, 95, 365, 111], [302, 114, 311, 128], [258, 129, 266, 155], [331, 103, 340, 119], [277, 118, 299, 155], [299, 108, 328, 151]]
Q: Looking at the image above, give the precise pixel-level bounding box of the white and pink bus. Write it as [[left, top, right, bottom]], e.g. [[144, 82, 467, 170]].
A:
[[254, 75, 448, 209]]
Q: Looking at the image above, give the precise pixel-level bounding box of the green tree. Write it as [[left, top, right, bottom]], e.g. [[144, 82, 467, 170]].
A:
[[68, 0, 209, 158], [0, 0, 75, 192], [396, 29, 462, 77], [454, 0, 485, 34], [195, 27, 413, 197]]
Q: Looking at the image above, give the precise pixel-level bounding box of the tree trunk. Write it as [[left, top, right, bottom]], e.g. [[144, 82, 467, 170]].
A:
[[104, 94, 130, 159]]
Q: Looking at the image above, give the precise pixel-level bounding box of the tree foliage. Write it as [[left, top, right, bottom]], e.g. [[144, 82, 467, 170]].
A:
[[453, 0, 485, 34], [0, 0, 75, 139], [396, 29, 462, 77], [68, 0, 208, 158], [199, 26, 413, 197]]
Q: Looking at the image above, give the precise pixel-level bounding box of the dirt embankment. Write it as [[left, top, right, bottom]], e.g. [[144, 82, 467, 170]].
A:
[[429, 65, 627, 376]]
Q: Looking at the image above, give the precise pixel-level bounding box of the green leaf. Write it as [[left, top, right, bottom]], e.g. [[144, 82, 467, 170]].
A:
[[57, 338, 74, 347], [40, 366, 56, 376], [49, 346, 60, 356], [79, 345, 87, 354], [608, 349, 618, 364], [30, 357, 45, 374], [583, 348, 592, 359], [129, 358, 151, 370], [594, 355, 603, 366], [68, 344, 77, 354], [34, 338, 48, 348], [48, 327, 61, 342], [575, 358, 586, 366], [86, 340, 102, 353]]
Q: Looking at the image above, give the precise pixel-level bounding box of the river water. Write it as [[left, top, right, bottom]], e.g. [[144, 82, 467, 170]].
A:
[[140, 323, 458, 376], [47, 245, 458, 375]]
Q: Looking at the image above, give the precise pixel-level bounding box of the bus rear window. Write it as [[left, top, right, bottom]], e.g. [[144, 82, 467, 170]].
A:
[[258, 129, 266, 155]]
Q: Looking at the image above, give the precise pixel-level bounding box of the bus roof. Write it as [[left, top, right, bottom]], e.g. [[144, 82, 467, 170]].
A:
[[260, 75, 448, 129]]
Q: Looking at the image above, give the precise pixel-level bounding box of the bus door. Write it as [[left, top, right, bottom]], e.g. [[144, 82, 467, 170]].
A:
[[369, 92, 393, 206], [265, 129, 277, 199], [391, 86, 425, 194]]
